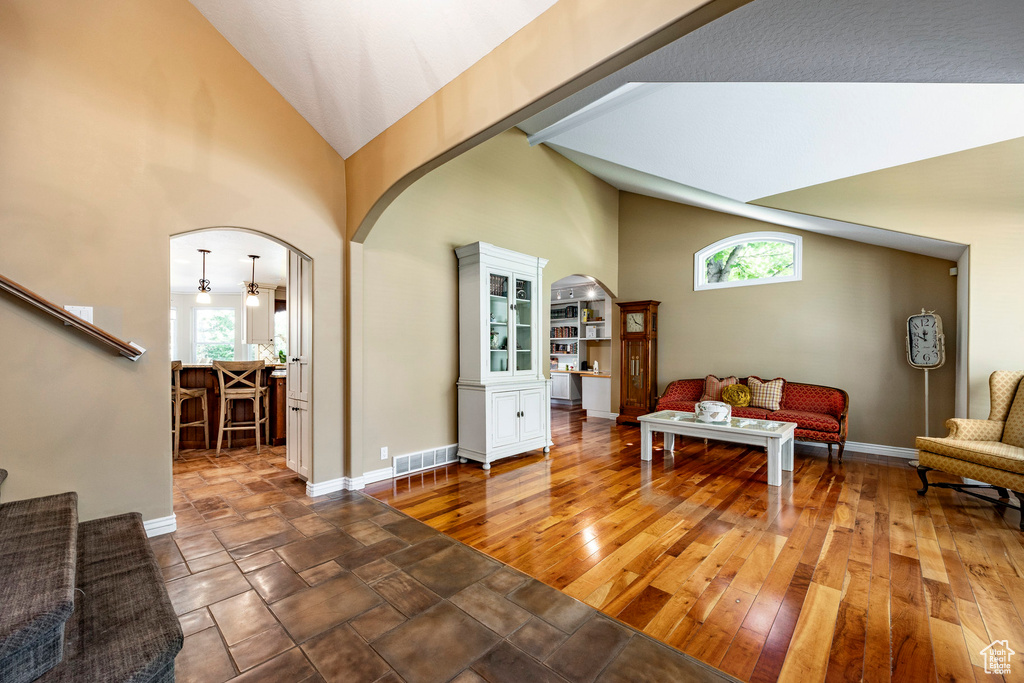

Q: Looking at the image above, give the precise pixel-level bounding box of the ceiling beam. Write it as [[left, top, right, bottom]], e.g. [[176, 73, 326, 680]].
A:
[[344, 0, 755, 243], [548, 144, 966, 261]]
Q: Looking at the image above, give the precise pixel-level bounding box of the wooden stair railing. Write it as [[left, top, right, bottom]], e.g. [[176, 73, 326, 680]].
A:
[[0, 273, 146, 360]]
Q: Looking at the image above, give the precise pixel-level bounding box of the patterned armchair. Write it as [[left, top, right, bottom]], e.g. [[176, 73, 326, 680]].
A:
[[917, 370, 1024, 528]]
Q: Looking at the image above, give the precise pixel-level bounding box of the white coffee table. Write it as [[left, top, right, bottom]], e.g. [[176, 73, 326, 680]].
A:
[[638, 410, 797, 486]]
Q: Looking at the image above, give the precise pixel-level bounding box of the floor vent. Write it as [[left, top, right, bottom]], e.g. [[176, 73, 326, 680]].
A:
[[393, 444, 459, 477]]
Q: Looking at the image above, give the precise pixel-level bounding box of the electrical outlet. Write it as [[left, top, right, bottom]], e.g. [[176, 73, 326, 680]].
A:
[[380, 446, 388, 461]]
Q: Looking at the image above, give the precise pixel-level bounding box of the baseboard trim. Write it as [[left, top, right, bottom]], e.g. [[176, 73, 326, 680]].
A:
[[363, 467, 394, 485], [305, 476, 366, 497], [144, 515, 177, 537], [586, 410, 619, 420], [800, 440, 917, 460]]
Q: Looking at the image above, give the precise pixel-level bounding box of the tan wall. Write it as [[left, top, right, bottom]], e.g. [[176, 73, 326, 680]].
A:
[[616, 193, 957, 448], [755, 138, 1024, 419], [0, 0, 346, 521], [358, 129, 618, 472]]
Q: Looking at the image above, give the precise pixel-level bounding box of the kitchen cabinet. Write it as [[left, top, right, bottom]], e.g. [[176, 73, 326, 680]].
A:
[[174, 365, 283, 449], [455, 242, 551, 469], [550, 371, 581, 404], [241, 284, 277, 345], [286, 252, 312, 479]]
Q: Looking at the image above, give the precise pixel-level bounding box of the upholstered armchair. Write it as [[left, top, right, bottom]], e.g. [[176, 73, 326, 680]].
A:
[[916, 370, 1024, 528]]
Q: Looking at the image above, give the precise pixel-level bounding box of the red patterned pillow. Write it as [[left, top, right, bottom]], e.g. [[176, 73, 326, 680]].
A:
[[701, 375, 738, 402], [748, 376, 785, 411]]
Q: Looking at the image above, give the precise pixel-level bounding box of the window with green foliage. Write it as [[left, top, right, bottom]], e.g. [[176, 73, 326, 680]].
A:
[[193, 308, 235, 363], [694, 232, 802, 291]]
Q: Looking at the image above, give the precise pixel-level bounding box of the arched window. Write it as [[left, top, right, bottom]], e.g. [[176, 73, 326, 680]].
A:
[[694, 232, 802, 291]]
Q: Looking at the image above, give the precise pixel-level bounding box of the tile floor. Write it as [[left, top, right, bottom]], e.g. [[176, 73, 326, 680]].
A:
[[159, 446, 732, 682]]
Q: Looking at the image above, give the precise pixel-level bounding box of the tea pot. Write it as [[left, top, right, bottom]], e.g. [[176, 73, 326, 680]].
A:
[[695, 401, 732, 423]]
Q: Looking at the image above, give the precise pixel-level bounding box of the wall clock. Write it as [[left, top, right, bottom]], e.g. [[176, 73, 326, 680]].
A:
[[905, 309, 945, 437], [906, 310, 946, 370]]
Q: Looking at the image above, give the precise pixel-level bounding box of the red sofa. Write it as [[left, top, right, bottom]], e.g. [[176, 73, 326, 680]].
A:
[[656, 377, 850, 460]]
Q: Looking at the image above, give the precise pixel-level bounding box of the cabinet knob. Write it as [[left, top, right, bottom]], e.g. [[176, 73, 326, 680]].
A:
[[291, 357, 300, 362]]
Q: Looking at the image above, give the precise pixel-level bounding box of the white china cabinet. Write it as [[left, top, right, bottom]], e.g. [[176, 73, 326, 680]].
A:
[[455, 242, 552, 469]]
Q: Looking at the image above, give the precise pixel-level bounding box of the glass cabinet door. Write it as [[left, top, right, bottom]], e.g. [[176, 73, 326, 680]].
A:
[[487, 271, 511, 375], [512, 275, 534, 374]]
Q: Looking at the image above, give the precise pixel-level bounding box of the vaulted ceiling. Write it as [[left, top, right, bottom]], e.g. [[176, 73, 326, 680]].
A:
[[189, 0, 1024, 258], [529, 82, 1024, 203], [189, 0, 558, 158], [518, 0, 1024, 258]]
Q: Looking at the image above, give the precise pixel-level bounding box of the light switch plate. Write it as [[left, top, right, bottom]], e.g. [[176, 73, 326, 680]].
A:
[[63, 305, 93, 324]]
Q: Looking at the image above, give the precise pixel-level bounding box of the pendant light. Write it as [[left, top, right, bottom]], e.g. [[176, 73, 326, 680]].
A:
[[245, 255, 261, 307], [196, 249, 212, 304]]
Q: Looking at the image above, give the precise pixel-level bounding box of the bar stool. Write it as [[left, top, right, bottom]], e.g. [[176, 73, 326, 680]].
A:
[[171, 361, 209, 458], [212, 360, 269, 454]]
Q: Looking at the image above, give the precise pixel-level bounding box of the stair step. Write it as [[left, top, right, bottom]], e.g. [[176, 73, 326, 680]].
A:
[[0, 492, 79, 683], [38, 513, 183, 683]]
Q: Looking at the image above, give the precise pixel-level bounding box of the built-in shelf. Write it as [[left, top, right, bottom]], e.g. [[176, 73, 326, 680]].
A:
[[550, 284, 612, 375]]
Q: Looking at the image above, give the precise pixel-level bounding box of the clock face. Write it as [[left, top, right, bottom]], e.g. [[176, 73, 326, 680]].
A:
[[908, 314, 942, 367], [626, 312, 645, 333]]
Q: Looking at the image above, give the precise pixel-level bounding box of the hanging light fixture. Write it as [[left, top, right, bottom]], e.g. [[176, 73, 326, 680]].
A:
[[196, 249, 212, 304], [245, 255, 261, 307]]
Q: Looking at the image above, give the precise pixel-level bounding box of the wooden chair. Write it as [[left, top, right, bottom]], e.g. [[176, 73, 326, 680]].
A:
[[212, 360, 269, 454], [172, 361, 209, 458]]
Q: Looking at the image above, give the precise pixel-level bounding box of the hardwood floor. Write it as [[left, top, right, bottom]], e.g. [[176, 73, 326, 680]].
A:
[[162, 444, 729, 682], [367, 407, 1024, 682]]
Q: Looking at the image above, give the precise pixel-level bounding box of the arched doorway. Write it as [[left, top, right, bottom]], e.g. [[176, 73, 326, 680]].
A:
[[169, 227, 313, 480], [549, 274, 615, 420]]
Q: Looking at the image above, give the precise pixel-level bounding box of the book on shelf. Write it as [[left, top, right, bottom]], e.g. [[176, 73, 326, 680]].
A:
[[489, 274, 507, 297]]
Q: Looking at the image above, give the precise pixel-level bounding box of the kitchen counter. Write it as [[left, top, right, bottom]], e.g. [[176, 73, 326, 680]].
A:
[[550, 370, 611, 378], [175, 365, 286, 449], [550, 370, 613, 419]]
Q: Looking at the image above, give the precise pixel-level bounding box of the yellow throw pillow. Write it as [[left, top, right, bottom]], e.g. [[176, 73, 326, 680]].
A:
[[721, 384, 751, 407], [748, 376, 785, 411]]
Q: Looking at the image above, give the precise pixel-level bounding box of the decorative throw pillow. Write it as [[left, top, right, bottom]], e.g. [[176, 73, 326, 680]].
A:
[[1003, 382, 1024, 448], [701, 375, 738, 402], [748, 376, 785, 411], [721, 383, 751, 407]]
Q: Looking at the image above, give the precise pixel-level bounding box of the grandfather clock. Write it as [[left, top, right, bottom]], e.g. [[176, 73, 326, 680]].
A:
[[616, 300, 659, 425]]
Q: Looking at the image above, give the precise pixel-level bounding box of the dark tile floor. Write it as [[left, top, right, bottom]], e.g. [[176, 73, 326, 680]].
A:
[[158, 446, 733, 682]]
